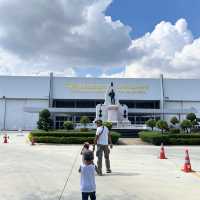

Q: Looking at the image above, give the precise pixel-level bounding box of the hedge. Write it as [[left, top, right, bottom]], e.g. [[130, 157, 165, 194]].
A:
[[33, 137, 95, 144], [30, 132, 98, 137], [139, 131, 169, 145], [169, 138, 200, 145], [168, 134, 200, 139], [29, 130, 120, 144], [139, 131, 200, 145], [169, 128, 180, 134]]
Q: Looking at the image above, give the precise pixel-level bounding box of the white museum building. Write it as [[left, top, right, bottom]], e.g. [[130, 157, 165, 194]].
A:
[[0, 73, 200, 130]]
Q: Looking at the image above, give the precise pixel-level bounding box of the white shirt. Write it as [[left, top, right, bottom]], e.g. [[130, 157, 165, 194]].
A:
[[96, 126, 109, 145], [80, 164, 96, 192]]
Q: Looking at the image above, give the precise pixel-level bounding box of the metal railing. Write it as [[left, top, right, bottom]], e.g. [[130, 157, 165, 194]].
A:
[[75, 123, 148, 130]]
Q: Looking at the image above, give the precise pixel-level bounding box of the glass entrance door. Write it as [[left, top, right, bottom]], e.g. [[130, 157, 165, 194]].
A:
[[55, 115, 73, 129]]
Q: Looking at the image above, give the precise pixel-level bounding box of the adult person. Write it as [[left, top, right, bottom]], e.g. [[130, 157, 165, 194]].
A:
[[93, 120, 113, 175]]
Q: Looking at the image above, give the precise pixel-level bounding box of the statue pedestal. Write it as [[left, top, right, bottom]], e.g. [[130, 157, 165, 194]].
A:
[[107, 105, 119, 122]]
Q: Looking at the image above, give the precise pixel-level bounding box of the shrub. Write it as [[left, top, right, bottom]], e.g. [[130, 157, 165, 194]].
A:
[[168, 134, 200, 139], [80, 116, 90, 128], [170, 116, 179, 126], [110, 133, 121, 144], [103, 121, 112, 130], [192, 120, 198, 126], [63, 121, 74, 130], [168, 138, 200, 145], [139, 131, 169, 145], [156, 120, 168, 134], [30, 132, 94, 137], [186, 113, 196, 122], [39, 109, 51, 119], [186, 113, 197, 128], [145, 119, 156, 131], [29, 130, 120, 144], [33, 136, 95, 144], [37, 109, 52, 131], [80, 128, 89, 132], [139, 131, 200, 145], [180, 120, 192, 133], [169, 128, 180, 134], [191, 127, 200, 133]]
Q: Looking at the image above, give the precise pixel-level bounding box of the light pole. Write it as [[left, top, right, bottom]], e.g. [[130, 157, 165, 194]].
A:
[[3, 96, 7, 131]]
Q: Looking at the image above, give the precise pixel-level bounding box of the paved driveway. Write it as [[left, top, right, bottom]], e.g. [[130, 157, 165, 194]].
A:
[[1, 132, 200, 200]]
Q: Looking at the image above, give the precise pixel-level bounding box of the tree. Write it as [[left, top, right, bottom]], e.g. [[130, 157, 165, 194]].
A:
[[80, 116, 90, 128], [156, 120, 168, 134], [103, 121, 112, 130], [37, 109, 52, 131], [145, 119, 156, 131], [170, 116, 179, 126], [186, 112, 197, 128], [186, 113, 196, 122], [63, 121, 74, 130], [191, 120, 198, 126], [180, 120, 192, 133]]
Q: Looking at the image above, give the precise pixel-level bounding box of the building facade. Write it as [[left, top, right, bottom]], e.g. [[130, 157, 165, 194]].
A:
[[0, 74, 200, 130]]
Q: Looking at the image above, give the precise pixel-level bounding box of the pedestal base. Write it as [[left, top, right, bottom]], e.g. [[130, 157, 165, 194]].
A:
[[95, 103, 131, 126], [107, 105, 119, 122]]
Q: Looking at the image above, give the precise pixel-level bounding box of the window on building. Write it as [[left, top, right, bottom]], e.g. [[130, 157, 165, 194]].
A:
[[128, 113, 160, 124], [53, 99, 104, 108], [120, 100, 135, 108], [119, 100, 160, 109], [54, 113, 96, 129], [76, 100, 95, 108], [53, 100, 75, 108]]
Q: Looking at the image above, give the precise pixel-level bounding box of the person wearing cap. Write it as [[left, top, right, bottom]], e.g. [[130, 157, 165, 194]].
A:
[[93, 120, 112, 175], [79, 150, 96, 200]]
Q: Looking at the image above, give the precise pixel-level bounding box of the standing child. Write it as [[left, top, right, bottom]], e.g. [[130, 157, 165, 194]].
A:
[[79, 150, 96, 200]]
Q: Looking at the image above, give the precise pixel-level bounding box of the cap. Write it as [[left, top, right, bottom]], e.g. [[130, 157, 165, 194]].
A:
[[95, 119, 102, 125]]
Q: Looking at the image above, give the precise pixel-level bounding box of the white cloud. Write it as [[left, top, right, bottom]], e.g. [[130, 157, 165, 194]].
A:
[[0, 0, 200, 78], [0, 47, 76, 76], [0, 0, 135, 76], [122, 18, 200, 78]]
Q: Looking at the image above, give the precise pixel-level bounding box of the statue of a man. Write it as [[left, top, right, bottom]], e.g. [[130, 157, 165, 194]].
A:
[[104, 82, 118, 105], [109, 88, 115, 105]]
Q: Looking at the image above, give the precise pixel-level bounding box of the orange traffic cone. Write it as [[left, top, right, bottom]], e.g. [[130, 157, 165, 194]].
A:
[[159, 143, 167, 159], [31, 137, 35, 145], [182, 149, 192, 173], [3, 134, 9, 143]]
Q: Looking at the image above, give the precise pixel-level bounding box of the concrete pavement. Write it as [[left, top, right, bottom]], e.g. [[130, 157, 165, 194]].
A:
[[1, 132, 200, 200]]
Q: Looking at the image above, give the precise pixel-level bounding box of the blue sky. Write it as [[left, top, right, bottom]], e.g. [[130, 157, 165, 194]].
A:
[[106, 0, 200, 39]]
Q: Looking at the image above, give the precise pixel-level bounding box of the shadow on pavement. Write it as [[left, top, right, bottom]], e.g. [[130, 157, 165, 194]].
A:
[[103, 171, 141, 176], [65, 192, 141, 200]]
